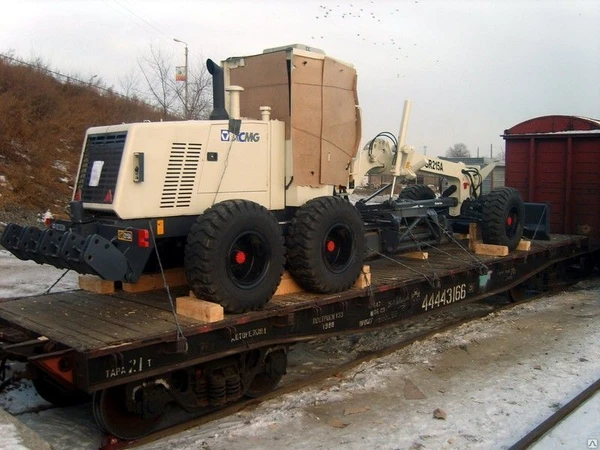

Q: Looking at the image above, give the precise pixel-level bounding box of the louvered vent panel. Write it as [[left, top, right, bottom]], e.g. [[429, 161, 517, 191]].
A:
[[160, 143, 202, 208]]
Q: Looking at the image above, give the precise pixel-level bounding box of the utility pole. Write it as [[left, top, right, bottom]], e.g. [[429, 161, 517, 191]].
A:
[[423, 145, 427, 155], [173, 38, 189, 119]]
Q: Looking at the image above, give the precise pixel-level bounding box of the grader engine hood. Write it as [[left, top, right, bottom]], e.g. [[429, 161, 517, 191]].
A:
[[73, 122, 212, 219], [72, 120, 277, 220]]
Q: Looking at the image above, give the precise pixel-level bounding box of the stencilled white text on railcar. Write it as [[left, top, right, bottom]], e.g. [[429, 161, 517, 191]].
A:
[[421, 284, 467, 311], [231, 327, 267, 343]]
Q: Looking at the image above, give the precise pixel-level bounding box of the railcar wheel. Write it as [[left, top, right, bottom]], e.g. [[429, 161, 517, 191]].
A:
[[245, 349, 287, 398], [286, 196, 365, 293], [397, 184, 436, 201], [481, 187, 525, 251], [185, 200, 285, 313], [32, 373, 90, 407], [508, 285, 528, 302], [92, 386, 164, 441]]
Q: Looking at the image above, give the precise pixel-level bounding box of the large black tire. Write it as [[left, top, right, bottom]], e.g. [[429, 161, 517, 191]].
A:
[[286, 196, 366, 293], [398, 185, 436, 201], [481, 187, 525, 251], [185, 200, 285, 313]]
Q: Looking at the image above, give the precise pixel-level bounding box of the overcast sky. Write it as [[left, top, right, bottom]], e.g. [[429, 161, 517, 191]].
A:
[[1, 0, 599, 157]]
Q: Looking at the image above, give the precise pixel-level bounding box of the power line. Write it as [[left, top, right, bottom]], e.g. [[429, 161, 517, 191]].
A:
[[110, 0, 174, 41], [99, 0, 157, 37], [0, 52, 155, 108]]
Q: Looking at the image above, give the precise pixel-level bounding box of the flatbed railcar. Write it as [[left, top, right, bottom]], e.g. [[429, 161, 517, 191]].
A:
[[0, 234, 592, 439]]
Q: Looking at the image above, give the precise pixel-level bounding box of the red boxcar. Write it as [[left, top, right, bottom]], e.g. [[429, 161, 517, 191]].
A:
[[503, 115, 600, 244]]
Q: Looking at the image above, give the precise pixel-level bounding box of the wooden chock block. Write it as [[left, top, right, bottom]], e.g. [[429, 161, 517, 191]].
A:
[[517, 240, 531, 251], [399, 251, 429, 260], [176, 296, 224, 322], [275, 265, 372, 295], [473, 243, 509, 257], [79, 275, 115, 294], [454, 233, 470, 240], [355, 271, 371, 289], [468, 223, 482, 252], [123, 268, 187, 293], [274, 271, 304, 296]]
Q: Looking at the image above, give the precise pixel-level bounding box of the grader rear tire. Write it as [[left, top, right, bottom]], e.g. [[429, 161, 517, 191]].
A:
[[185, 200, 285, 313], [481, 187, 525, 251], [286, 196, 366, 293], [397, 185, 436, 201]]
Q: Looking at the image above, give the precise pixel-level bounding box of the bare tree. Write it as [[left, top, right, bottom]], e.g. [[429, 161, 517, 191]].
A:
[[136, 45, 212, 120], [118, 68, 141, 99], [183, 56, 212, 120], [446, 143, 470, 157], [137, 45, 178, 119]]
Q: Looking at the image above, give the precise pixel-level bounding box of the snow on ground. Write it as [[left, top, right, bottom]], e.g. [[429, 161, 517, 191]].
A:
[[0, 423, 28, 450], [0, 249, 78, 299], [0, 250, 598, 449]]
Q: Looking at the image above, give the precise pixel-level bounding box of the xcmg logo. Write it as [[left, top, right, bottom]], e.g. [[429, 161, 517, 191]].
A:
[[220, 130, 261, 143]]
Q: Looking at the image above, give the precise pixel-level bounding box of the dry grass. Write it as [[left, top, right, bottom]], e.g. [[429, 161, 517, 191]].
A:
[[0, 58, 167, 214]]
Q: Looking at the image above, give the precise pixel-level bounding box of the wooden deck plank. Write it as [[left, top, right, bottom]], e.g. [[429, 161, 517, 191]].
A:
[[49, 300, 153, 341], [0, 290, 195, 349], [51, 298, 180, 336], [60, 290, 196, 330], [0, 305, 106, 348], [0, 296, 134, 345], [110, 287, 190, 312]]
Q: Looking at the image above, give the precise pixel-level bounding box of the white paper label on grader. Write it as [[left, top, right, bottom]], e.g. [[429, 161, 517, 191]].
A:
[[89, 160, 105, 187]]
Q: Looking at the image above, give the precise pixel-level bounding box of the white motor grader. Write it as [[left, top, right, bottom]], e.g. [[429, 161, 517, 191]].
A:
[[1, 44, 524, 313]]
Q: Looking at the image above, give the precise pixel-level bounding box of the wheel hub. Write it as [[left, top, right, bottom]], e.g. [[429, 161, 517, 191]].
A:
[[227, 231, 270, 290], [322, 224, 354, 273], [234, 250, 247, 265], [326, 240, 336, 252]]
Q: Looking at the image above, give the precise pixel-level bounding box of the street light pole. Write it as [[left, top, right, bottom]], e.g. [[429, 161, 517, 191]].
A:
[[173, 38, 188, 119]]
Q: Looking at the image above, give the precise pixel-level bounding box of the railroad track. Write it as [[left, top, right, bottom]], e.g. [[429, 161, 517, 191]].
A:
[[102, 286, 563, 450], [509, 377, 600, 450]]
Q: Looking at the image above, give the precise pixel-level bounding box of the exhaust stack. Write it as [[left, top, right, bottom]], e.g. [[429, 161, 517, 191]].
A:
[[226, 86, 244, 120], [207, 59, 229, 120]]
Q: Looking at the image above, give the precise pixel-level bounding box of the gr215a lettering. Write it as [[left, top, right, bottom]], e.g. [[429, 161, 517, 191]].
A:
[[421, 284, 466, 311]]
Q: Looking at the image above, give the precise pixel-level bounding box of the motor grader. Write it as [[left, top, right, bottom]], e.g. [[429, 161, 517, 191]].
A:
[[1, 44, 524, 313]]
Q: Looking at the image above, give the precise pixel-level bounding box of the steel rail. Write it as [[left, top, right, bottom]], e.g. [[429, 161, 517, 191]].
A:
[[508, 377, 600, 450]]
